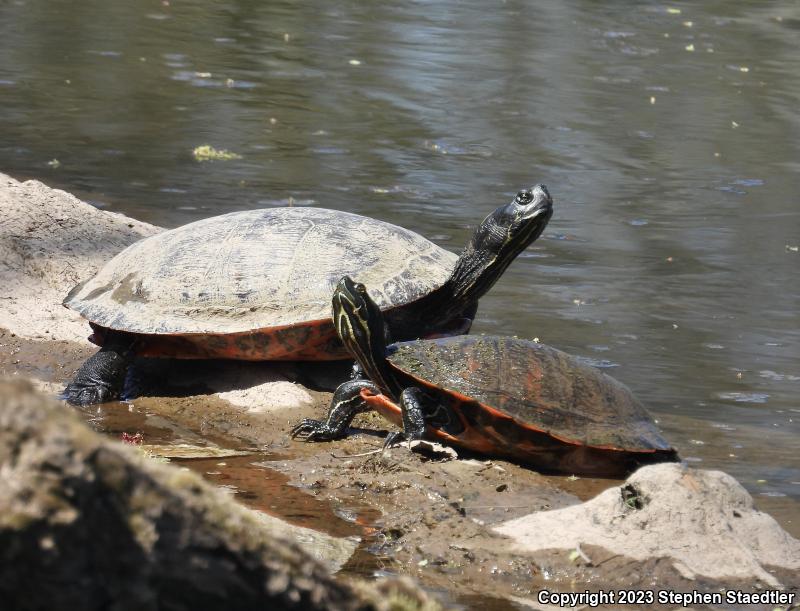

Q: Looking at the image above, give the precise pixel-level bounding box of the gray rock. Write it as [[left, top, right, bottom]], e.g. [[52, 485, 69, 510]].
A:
[[494, 462, 800, 587]]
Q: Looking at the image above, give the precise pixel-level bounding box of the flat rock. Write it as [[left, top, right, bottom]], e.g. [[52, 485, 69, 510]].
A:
[[494, 462, 800, 587]]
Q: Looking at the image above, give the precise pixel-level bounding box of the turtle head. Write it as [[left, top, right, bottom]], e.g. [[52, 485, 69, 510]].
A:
[[449, 184, 553, 303], [493, 184, 553, 238], [332, 276, 395, 394]]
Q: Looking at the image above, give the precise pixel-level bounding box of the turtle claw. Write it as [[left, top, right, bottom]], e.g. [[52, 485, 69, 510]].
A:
[[383, 431, 406, 450], [290, 419, 339, 442]]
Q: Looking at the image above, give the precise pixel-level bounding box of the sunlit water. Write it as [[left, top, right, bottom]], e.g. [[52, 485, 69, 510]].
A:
[[1, 1, 798, 524]]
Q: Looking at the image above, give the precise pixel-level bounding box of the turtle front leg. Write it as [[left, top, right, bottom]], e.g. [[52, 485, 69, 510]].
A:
[[383, 387, 431, 448], [291, 379, 379, 442], [63, 338, 134, 406]]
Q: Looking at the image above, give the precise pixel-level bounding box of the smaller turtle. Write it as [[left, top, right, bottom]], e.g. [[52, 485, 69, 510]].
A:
[[292, 277, 679, 475]]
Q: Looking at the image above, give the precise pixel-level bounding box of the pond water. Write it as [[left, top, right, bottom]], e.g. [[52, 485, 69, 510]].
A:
[[1, 0, 798, 526]]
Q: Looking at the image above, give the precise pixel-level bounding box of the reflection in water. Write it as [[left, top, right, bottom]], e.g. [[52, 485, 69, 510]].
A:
[[1, 1, 798, 525]]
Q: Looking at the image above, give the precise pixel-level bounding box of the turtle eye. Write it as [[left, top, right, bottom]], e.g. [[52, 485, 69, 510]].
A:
[[516, 189, 533, 204]]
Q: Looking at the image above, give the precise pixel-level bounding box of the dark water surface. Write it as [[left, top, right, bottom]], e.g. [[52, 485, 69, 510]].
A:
[[1, 0, 798, 523]]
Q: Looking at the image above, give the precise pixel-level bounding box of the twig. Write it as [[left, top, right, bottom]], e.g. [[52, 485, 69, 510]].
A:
[[330, 448, 384, 459], [576, 543, 593, 565]]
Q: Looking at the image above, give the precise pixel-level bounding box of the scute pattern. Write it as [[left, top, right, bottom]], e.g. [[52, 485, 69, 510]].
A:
[[65, 208, 458, 335], [386, 335, 673, 452]]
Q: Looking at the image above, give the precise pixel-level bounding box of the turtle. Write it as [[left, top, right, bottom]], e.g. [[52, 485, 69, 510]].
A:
[[63, 185, 553, 406], [291, 276, 679, 476]]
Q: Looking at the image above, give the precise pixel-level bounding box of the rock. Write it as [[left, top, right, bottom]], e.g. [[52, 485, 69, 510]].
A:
[[494, 462, 800, 587], [407, 439, 459, 460], [0, 379, 440, 611], [0, 172, 159, 343]]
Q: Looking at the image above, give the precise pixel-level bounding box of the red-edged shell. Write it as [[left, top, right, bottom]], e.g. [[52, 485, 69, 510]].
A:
[[373, 335, 677, 474], [64, 208, 457, 360]]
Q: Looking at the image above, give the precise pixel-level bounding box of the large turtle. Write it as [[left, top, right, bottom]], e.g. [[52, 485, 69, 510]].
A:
[[63, 185, 553, 405], [291, 277, 679, 475]]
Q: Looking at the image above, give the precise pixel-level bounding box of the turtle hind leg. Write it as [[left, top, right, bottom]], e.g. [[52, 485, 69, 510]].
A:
[[383, 387, 430, 448], [63, 340, 133, 406]]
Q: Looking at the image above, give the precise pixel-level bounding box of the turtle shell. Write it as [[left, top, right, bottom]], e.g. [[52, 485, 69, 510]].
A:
[[382, 335, 677, 471], [64, 208, 458, 360]]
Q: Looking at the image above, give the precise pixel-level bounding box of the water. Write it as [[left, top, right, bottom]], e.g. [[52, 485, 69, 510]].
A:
[[1, 0, 798, 517]]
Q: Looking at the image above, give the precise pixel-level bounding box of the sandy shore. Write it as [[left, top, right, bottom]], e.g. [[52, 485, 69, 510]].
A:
[[2, 172, 798, 608]]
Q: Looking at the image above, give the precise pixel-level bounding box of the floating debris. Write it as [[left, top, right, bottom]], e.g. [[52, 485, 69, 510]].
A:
[[348, 59, 362, 66], [666, 7, 682, 15], [46, 159, 61, 168], [685, 44, 695, 52], [121, 431, 143, 445], [192, 145, 242, 161]]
